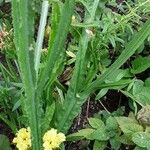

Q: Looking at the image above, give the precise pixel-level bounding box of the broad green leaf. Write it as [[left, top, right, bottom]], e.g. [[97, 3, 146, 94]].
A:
[[93, 140, 107, 150], [136, 87, 150, 105], [67, 128, 95, 141], [132, 80, 150, 105], [106, 116, 119, 138], [134, 146, 146, 150], [116, 117, 143, 136], [118, 135, 134, 145], [106, 116, 118, 131], [111, 107, 125, 116], [0, 135, 11, 150], [86, 128, 109, 141], [132, 132, 150, 149], [144, 77, 150, 87], [132, 80, 144, 96], [116, 116, 138, 124], [110, 136, 121, 150], [88, 118, 105, 129], [131, 56, 150, 74]]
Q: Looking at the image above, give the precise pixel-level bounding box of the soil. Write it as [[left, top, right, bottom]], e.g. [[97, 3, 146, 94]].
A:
[[0, 122, 14, 143]]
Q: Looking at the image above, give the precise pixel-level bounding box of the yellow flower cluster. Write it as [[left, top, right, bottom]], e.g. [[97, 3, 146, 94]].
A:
[[13, 128, 66, 150], [43, 128, 66, 150], [12, 127, 31, 150]]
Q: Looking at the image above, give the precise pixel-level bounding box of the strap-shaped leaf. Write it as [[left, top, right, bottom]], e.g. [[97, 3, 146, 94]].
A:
[[34, 0, 49, 76], [12, 1, 42, 149]]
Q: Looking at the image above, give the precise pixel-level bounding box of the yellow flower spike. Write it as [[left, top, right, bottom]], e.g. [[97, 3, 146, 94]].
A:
[[43, 128, 66, 150], [12, 127, 31, 150]]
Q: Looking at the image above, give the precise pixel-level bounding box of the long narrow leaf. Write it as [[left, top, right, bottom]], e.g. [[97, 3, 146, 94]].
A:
[[34, 0, 49, 77], [11, 1, 41, 149]]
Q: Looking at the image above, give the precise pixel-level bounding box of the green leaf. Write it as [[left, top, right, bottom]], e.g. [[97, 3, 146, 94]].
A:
[[71, 21, 99, 28], [110, 137, 121, 150], [120, 90, 144, 106], [116, 116, 138, 124], [96, 88, 108, 100], [0, 135, 11, 150], [133, 80, 144, 96], [106, 116, 119, 138], [131, 56, 150, 74], [118, 135, 134, 145], [144, 77, 150, 87], [67, 128, 95, 141], [106, 116, 118, 131], [12, 100, 21, 111], [116, 117, 143, 136], [105, 69, 127, 83], [88, 118, 105, 129], [93, 140, 107, 150], [67, 127, 109, 141], [41, 102, 55, 133], [132, 80, 150, 105], [134, 146, 147, 150], [87, 128, 109, 141], [48, 1, 61, 55], [12, 0, 42, 149], [132, 132, 150, 149], [34, 0, 49, 76]]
